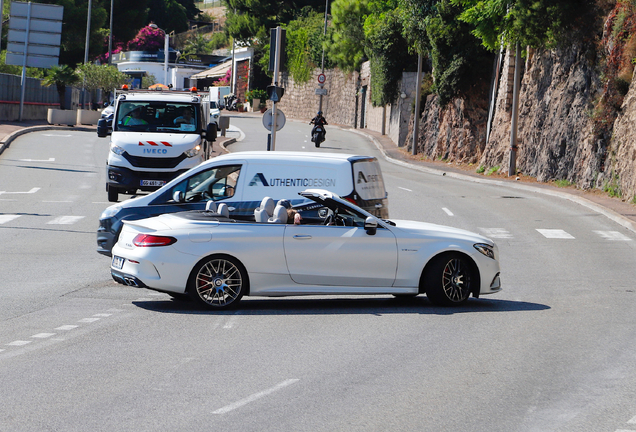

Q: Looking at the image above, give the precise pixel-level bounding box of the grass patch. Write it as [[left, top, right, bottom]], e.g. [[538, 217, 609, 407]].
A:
[[485, 166, 500, 176], [476, 165, 485, 174], [553, 179, 574, 188]]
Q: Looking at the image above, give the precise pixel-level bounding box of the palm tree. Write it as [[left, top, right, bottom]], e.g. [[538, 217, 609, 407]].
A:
[[42, 65, 79, 110]]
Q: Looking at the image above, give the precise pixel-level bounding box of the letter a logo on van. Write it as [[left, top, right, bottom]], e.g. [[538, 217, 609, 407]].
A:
[[357, 171, 368, 184], [249, 173, 269, 186]]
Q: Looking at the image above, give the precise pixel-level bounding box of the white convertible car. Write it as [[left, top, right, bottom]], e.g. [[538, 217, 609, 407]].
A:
[[111, 189, 501, 308]]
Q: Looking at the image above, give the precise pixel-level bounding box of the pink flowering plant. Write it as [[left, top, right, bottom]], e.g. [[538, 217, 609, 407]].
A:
[[126, 24, 166, 51], [215, 68, 231, 86]]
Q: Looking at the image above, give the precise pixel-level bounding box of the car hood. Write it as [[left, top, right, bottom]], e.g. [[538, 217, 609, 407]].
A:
[[389, 219, 493, 245]]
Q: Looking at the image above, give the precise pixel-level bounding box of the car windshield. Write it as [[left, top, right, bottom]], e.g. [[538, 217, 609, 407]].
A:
[[210, 101, 218, 109], [115, 101, 199, 133], [150, 164, 242, 204]]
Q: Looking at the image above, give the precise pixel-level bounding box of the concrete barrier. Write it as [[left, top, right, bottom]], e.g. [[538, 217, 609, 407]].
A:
[[47, 108, 77, 126], [77, 109, 102, 125]]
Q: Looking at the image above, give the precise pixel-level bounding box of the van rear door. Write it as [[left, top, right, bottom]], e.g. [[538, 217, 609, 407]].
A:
[[350, 157, 389, 218]]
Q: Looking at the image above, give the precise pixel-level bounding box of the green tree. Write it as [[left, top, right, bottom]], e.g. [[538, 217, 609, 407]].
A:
[[42, 65, 79, 109], [327, 0, 370, 72], [285, 12, 329, 82], [148, 0, 190, 33], [76, 63, 129, 102]]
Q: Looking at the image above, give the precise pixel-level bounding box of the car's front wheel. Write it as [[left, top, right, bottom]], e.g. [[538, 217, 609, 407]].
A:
[[188, 255, 247, 309], [424, 253, 473, 306]]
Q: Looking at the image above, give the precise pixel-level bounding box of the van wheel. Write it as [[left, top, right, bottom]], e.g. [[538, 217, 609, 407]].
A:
[[107, 184, 118, 202]]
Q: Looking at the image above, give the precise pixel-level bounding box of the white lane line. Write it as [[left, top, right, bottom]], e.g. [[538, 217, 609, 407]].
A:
[[93, 313, 112, 317], [41, 134, 71, 137], [78, 318, 100, 323], [398, 187, 412, 192], [442, 207, 454, 216], [7, 340, 31, 346], [628, 414, 636, 423], [0, 215, 21, 224], [19, 158, 55, 162], [42, 200, 73, 203], [479, 228, 513, 238], [212, 379, 300, 414], [31, 333, 56, 339], [55, 325, 79, 331], [0, 187, 40, 195], [536, 229, 575, 239], [47, 216, 85, 225], [614, 429, 636, 431], [594, 230, 632, 241]]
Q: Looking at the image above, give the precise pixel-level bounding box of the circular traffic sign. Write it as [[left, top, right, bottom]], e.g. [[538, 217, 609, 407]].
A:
[[262, 108, 286, 131], [317, 73, 326, 84]]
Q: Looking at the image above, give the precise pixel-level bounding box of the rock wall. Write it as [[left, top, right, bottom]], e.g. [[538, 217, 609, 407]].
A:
[[608, 77, 636, 201]]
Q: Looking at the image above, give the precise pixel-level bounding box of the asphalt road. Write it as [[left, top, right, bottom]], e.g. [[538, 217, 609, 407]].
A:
[[1, 122, 636, 431]]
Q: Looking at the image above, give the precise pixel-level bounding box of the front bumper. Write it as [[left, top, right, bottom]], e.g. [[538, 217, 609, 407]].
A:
[[107, 166, 189, 192]]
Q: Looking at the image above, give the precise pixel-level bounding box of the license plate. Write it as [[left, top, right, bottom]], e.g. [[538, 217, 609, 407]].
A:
[[141, 180, 165, 187], [112, 255, 125, 269]]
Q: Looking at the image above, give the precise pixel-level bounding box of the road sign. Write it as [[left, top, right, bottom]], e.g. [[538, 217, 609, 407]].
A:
[[6, 1, 63, 69], [262, 108, 286, 131], [317, 73, 326, 84], [315, 88, 328, 96], [267, 85, 285, 102]]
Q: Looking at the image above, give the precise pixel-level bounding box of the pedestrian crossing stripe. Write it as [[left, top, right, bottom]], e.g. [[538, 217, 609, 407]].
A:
[[536, 229, 575, 239], [479, 228, 513, 238], [47, 216, 85, 225], [593, 230, 632, 241], [0, 215, 21, 224]]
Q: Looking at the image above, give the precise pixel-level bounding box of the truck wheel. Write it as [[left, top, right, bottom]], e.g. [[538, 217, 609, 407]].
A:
[[107, 184, 118, 202]]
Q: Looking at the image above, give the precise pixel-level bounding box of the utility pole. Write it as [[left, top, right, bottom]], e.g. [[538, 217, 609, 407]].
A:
[[508, 43, 521, 176], [412, 53, 423, 156], [318, 0, 329, 112]]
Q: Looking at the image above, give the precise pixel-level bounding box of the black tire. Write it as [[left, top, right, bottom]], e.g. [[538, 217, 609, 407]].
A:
[[107, 184, 118, 202], [187, 255, 247, 309], [424, 253, 474, 306]]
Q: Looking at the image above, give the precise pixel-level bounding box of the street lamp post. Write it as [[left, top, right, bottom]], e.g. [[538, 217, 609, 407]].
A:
[[318, 0, 329, 113], [108, 0, 113, 65], [82, 0, 92, 109]]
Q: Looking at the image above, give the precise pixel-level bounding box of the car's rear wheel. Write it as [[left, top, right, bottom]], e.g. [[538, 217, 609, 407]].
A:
[[188, 255, 247, 309], [424, 253, 473, 306]]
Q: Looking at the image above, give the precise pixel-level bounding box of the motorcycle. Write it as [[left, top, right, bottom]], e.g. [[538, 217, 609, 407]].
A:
[[312, 125, 325, 147], [224, 94, 238, 111]]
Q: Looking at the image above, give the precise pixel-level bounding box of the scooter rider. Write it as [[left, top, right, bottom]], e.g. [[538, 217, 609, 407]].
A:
[[309, 111, 328, 142]]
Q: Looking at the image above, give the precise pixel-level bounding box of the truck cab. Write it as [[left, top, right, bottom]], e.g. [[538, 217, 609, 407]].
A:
[[97, 87, 217, 202]]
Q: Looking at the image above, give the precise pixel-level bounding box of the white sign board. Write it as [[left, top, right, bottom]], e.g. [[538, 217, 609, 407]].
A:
[[262, 108, 286, 131], [6, 1, 64, 69], [315, 88, 328, 96]]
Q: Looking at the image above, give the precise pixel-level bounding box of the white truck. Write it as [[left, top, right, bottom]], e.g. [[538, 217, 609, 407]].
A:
[[97, 88, 217, 202], [209, 86, 231, 107]]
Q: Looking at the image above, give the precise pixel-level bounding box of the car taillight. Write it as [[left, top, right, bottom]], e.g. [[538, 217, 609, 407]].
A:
[[344, 197, 357, 205], [133, 234, 177, 247]]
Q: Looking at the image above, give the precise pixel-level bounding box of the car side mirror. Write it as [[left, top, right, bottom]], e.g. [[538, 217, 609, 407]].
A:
[[173, 190, 185, 203], [364, 216, 378, 235], [97, 118, 111, 137], [205, 123, 217, 142]]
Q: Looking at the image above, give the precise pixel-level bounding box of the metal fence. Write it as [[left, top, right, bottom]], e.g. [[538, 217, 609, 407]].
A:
[[0, 73, 59, 104], [195, 0, 222, 7]]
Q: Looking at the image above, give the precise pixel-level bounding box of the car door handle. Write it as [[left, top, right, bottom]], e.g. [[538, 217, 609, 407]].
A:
[[293, 235, 312, 239]]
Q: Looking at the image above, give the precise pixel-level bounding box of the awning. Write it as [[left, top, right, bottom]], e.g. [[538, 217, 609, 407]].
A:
[[190, 60, 232, 80]]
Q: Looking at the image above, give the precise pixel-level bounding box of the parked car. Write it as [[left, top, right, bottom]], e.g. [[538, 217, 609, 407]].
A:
[[110, 189, 501, 309], [209, 100, 220, 125]]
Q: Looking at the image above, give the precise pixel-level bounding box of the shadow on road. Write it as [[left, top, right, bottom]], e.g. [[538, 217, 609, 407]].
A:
[[132, 296, 550, 315]]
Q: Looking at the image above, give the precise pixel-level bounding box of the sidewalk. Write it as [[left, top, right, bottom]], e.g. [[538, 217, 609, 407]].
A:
[[2, 116, 635, 232]]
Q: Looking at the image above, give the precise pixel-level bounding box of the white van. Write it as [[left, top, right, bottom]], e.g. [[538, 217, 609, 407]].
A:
[[97, 88, 218, 202], [97, 151, 389, 256]]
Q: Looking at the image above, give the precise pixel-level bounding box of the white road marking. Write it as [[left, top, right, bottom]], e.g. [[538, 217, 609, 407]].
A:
[[41, 134, 71, 137], [0, 215, 21, 224], [479, 228, 513, 238], [212, 379, 300, 414], [0, 187, 40, 195], [614, 429, 636, 432], [536, 229, 575, 239], [78, 318, 100, 323], [594, 230, 631, 241], [223, 313, 241, 329], [442, 207, 454, 216], [55, 325, 79, 331], [7, 340, 31, 346], [47, 216, 85, 225], [93, 313, 112, 317], [31, 333, 55, 339], [18, 158, 55, 162], [398, 187, 412, 192], [42, 200, 73, 203], [628, 414, 636, 423]]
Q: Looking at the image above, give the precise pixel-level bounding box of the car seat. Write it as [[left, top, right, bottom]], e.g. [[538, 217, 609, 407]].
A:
[[217, 203, 229, 218], [205, 201, 217, 212], [268, 204, 288, 223], [254, 197, 275, 222]]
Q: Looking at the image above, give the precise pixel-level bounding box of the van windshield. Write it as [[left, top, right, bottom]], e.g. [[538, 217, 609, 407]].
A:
[[115, 101, 200, 133]]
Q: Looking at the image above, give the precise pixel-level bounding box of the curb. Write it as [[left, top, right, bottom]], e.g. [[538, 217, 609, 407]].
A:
[[0, 125, 96, 156]]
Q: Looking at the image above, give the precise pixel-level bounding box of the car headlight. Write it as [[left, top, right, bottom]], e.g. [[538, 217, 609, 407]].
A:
[[100, 204, 122, 219], [474, 243, 495, 259], [110, 144, 125, 155], [185, 145, 201, 158]]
